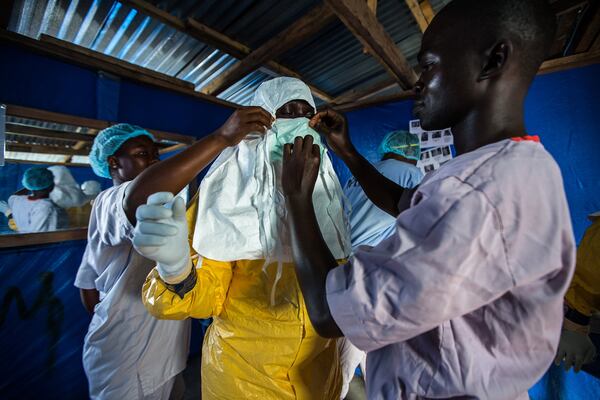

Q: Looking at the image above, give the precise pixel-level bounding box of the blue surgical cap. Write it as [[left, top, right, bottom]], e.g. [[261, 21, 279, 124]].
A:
[[22, 167, 54, 191], [378, 130, 421, 161], [89, 123, 155, 178]]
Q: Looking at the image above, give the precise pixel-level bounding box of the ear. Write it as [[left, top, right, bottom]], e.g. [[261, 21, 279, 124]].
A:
[[107, 155, 120, 172], [479, 40, 512, 81]]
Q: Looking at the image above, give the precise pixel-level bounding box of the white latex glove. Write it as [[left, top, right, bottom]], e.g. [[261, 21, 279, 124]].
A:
[[133, 192, 191, 284], [555, 329, 596, 372], [0, 200, 11, 217]]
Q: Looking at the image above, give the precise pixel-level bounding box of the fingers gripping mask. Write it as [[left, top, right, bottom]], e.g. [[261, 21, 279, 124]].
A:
[[269, 118, 324, 162]]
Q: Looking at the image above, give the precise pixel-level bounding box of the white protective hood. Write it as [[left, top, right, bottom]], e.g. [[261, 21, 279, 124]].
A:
[[193, 77, 351, 266], [48, 165, 87, 208]]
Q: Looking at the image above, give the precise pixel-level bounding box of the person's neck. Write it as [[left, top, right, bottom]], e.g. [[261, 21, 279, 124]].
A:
[[452, 90, 527, 155]]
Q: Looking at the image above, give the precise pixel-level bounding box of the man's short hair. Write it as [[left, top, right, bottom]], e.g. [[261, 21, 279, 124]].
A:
[[440, 0, 557, 76]]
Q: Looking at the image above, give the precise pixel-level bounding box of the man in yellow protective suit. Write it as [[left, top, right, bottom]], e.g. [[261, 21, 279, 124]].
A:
[[555, 211, 600, 376], [133, 77, 351, 399]]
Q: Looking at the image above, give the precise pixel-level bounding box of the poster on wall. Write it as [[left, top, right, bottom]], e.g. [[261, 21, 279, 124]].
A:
[[409, 119, 454, 148], [0, 104, 5, 167], [410, 119, 454, 174]]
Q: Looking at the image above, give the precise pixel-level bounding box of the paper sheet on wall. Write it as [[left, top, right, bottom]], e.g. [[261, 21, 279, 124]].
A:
[[410, 119, 454, 174]]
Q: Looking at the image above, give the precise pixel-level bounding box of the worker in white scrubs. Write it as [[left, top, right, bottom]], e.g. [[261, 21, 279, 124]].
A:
[[344, 130, 423, 248], [339, 130, 423, 398], [2, 167, 68, 232], [74, 124, 190, 400]]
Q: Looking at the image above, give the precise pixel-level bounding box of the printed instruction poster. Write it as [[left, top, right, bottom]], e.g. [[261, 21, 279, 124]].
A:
[[410, 119, 454, 174]]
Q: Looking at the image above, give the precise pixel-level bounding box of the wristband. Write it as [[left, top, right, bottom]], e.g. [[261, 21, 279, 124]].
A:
[[563, 317, 591, 336], [163, 267, 197, 299]]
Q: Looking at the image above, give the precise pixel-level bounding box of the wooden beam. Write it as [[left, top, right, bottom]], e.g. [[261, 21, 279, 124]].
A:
[[325, 0, 417, 89], [419, 0, 435, 23], [331, 90, 416, 112], [201, 4, 336, 96], [4, 104, 195, 145], [186, 19, 333, 102], [119, 0, 334, 102], [367, 0, 378, 15], [330, 78, 397, 105], [0, 29, 238, 109], [4, 157, 89, 168], [574, 1, 600, 53], [6, 123, 95, 142], [39, 34, 195, 90], [0, 228, 87, 248], [159, 143, 188, 154], [405, 0, 430, 33], [538, 49, 600, 74], [7, 143, 90, 156]]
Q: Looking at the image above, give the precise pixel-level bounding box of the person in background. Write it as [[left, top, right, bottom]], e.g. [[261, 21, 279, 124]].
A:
[[48, 165, 87, 209], [75, 104, 271, 399], [0, 167, 68, 233], [555, 211, 600, 376], [280, 0, 575, 399], [339, 130, 423, 399]]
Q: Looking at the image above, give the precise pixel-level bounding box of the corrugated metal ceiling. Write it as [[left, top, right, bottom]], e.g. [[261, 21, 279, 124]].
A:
[[8, 0, 451, 105]]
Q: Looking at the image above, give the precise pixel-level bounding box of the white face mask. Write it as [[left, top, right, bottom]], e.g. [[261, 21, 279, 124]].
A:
[[268, 117, 323, 162]]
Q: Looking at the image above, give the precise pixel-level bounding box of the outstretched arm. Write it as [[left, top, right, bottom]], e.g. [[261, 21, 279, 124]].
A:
[[124, 106, 273, 222], [282, 136, 342, 338], [310, 110, 405, 217]]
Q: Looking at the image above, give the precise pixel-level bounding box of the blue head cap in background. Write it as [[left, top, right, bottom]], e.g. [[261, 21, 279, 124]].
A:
[[22, 167, 54, 191], [378, 130, 421, 161], [89, 123, 155, 178]]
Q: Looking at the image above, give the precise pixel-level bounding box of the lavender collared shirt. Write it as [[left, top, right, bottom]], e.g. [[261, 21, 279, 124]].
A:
[[327, 139, 576, 400]]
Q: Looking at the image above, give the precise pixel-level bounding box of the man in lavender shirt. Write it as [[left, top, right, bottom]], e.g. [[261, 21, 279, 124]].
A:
[[280, 1, 576, 399]]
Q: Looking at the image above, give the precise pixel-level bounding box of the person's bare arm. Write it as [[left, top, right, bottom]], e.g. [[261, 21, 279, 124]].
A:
[[80, 288, 100, 314], [124, 107, 273, 222], [310, 110, 405, 217], [282, 136, 342, 338]]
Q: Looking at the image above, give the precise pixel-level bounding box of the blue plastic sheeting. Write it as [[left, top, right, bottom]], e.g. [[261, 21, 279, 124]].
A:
[[530, 365, 600, 400], [0, 241, 90, 399], [0, 42, 233, 139], [524, 64, 600, 243]]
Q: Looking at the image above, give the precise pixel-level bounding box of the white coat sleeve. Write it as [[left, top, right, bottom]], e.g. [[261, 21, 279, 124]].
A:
[[326, 177, 514, 352], [92, 182, 134, 246]]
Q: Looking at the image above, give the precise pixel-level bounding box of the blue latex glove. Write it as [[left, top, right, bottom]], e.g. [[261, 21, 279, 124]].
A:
[[133, 192, 191, 283], [0, 200, 11, 217]]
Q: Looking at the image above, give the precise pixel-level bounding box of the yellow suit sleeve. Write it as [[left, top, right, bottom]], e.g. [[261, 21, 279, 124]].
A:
[[142, 258, 233, 320], [565, 220, 600, 316], [141, 189, 233, 320]]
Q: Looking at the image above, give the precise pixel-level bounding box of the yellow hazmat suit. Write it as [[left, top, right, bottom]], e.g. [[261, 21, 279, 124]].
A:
[[565, 217, 600, 316], [142, 193, 342, 399]]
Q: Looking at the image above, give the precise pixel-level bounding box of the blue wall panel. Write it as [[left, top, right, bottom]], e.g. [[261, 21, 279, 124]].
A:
[[0, 241, 89, 399]]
